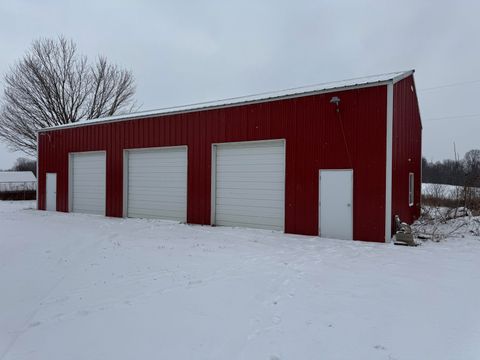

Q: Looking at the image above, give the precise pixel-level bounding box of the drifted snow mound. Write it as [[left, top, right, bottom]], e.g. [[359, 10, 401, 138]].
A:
[[413, 206, 480, 241]]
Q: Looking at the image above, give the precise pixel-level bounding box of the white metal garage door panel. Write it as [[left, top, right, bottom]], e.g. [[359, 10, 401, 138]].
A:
[[215, 141, 285, 230], [127, 147, 187, 221], [71, 152, 106, 215]]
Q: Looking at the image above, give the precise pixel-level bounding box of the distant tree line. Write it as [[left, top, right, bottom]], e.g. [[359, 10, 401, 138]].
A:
[[11, 158, 37, 176], [0, 158, 37, 175], [422, 149, 480, 188]]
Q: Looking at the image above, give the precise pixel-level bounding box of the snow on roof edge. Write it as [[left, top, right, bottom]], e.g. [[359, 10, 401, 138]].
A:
[[38, 70, 414, 133]]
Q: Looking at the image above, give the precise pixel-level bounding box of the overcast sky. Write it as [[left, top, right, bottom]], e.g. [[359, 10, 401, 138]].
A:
[[0, 0, 479, 169]]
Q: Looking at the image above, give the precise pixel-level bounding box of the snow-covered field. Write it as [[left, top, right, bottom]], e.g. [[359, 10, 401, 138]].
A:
[[1, 201, 479, 360], [422, 182, 480, 198], [422, 182, 458, 196]]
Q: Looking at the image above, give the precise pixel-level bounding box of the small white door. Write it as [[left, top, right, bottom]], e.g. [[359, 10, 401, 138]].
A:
[[46, 173, 57, 211], [319, 169, 353, 240]]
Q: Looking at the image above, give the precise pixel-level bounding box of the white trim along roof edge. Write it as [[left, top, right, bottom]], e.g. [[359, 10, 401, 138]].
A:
[[38, 70, 414, 133]]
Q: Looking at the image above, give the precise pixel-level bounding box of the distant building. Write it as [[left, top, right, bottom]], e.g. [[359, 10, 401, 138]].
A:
[[0, 171, 37, 200], [36, 70, 422, 242]]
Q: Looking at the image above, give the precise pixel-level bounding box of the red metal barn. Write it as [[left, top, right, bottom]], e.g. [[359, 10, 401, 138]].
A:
[[37, 70, 422, 242]]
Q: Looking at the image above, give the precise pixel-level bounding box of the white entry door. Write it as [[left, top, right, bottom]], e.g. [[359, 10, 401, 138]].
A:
[[319, 169, 353, 240], [46, 173, 57, 211]]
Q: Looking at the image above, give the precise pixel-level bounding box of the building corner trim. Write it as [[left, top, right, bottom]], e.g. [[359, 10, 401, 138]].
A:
[[36, 132, 39, 210], [385, 82, 394, 242]]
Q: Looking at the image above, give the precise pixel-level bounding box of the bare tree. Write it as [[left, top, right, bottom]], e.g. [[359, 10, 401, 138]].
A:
[[12, 157, 37, 176], [0, 37, 136, 156], [463, 149, 480, 212], [464, 149, 480, 185]]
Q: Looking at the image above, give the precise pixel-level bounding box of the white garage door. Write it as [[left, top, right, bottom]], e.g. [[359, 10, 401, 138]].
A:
[[70, 152, 106, 215], [126, 147, 187, 221], [214, 141, 285, 230]]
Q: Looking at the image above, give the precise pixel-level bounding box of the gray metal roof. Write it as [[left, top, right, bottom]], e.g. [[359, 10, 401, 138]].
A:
[[38, 70, 414, 132]]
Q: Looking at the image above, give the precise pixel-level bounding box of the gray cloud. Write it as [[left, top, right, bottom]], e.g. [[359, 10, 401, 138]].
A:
[[1, 0, 479, 168]]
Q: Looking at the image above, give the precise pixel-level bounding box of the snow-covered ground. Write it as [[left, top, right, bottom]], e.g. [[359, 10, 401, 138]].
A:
[[413, 206, 480, 241], [1, 201, 479, 360]]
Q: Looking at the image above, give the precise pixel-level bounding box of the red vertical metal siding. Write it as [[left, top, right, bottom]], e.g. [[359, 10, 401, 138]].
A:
[[392, 75, 422, 232], [38, 85, 388, 242]]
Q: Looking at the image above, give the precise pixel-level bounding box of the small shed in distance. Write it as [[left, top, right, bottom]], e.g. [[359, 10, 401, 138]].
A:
[[0, 171, 37, 200], [37, 70, 422, 242]]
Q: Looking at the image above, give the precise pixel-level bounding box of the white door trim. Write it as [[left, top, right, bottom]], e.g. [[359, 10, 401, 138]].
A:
[[319, 169, 353, 240], [210, 144, 217, 225], [36, 132, 39, 210], [385, 82, 394, 242], [211, 139, 286, 230], [123, 150, 129, 217]]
